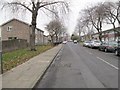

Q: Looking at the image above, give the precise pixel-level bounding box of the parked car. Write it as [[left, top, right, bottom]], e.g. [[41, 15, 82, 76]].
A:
[[53, 41, 62, 45], [83, 41, 91, 47], [114, 41, 120, 56], [87, 41, 92, 48], [62, 41, 67, 44], [99, 41, 117, 52], [90, 40, 101, 48], [73, 40, 77, 44]]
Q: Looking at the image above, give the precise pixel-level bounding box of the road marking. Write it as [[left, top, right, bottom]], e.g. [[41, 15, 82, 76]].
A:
[[96, 57, 119, 70]]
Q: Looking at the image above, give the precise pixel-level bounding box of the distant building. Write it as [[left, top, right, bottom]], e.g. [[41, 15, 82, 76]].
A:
[[0, 18, 44, 45], [81, 27, 120, 41], [43, 35, 49, 45], [0, 26, 1, 41], [0, 26, 1, 51], [35, 28, 44, 45]]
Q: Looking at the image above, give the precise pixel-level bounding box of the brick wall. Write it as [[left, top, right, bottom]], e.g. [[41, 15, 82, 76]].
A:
[[2, 39, 28, 53]]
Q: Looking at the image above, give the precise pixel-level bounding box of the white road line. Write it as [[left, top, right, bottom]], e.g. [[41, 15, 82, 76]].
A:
[[96, 57, 119, 70]]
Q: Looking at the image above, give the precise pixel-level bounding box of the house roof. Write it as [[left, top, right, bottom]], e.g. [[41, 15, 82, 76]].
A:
[[0, 18, 44, 32], [43, 35, 48, 37], [92, 27, 120, 35], [102, 27, 120, 33], [0, 18, 29, 27]]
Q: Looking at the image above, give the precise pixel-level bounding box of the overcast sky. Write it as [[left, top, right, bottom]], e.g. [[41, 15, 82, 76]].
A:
[[0, 0, 118, 35]]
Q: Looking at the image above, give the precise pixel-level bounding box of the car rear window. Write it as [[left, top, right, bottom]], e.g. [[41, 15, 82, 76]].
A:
[[109, 42, 117, 46], [94, 41, 100, 43]]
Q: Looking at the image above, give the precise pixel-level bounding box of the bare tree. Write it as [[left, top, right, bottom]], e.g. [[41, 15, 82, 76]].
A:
[[76, 11, 95, 41], [103, 1, 120, 40], [83, 3, 106, 41], [115, 0, 120, 25], [1, 0, 69, 51], [103, 2, 117, 28], [75, 18, 87, 41], [104, 1, 120, 25], [75, 20, 82, 40], [45, 19, 64, 44]]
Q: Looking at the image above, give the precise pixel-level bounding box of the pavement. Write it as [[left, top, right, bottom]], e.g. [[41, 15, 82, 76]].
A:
[[1, 44, 62, 89]]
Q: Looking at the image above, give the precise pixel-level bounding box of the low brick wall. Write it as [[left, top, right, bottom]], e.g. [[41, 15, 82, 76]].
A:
[[2, 39, 28, 53]]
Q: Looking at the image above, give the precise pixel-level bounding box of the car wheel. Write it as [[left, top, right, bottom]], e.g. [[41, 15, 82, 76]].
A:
[[98, 48, 101, 51], [105, 48, 108, 52], [115, 50, 118, 56]]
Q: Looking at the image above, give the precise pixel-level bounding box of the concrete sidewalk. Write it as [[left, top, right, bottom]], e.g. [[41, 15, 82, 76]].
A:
[[2, 44, 62, 89]]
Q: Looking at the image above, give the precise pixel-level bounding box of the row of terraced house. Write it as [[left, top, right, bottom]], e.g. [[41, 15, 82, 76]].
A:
[[0, 18, 50, 52], [81, 27, 120, 42]]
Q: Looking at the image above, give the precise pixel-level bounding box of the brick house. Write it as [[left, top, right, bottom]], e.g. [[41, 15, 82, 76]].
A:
[[92, 27, 120, 41], [0, 26, 1, 41], [43, 35, 49, 45], [35, 28, 44, 45], [0, 18, 44, 45], [81, 27, 120, 41], [0, 26, 1, 51]]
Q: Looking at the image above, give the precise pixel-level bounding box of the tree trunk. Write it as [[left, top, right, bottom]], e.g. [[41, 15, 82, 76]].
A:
[[116, 17, 120, 25], [30, 10, 38, 51], [79, 29, 81, 41], [99, 32, 102, 42], [50, 35, 54, 45], [99, 22, 102, 42], [97, 28, 102, 42], [55, 34, 58, 42], [112, 23, 116, 41], [30, 25, 36, 51]]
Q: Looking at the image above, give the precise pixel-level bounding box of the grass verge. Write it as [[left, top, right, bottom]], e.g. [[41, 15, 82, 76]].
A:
[[2, 45, 53, 72]]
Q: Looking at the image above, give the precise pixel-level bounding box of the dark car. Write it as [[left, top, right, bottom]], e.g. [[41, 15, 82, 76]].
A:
[[115, 41, 120, 56], [99, 41, 117, 52]]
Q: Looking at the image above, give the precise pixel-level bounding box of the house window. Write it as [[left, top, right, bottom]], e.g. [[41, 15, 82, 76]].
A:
[[7, 26, 12, 32], [8, 37, 17, 40], [8, 37, 13, 40]]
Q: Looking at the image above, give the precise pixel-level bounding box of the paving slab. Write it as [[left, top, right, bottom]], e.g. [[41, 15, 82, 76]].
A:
[[2, 44, 62, 88]]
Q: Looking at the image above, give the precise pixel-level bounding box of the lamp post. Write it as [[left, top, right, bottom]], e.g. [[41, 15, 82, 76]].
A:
[[0, 27, 3, 74]]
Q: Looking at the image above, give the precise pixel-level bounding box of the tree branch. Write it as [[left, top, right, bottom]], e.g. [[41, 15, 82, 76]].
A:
[[8, 2, 33, 13], [32, 2, 36, 9], [38, 1, 63, 9], [43, 7, 58, 16]]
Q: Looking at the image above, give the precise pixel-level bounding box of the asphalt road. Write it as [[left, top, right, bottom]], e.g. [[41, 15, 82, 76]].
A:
[[35, 42, 118, 88]]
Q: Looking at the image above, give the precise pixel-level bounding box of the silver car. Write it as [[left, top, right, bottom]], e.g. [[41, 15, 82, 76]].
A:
[[83, 41, 91, 47], [90, 40, 101, 48]]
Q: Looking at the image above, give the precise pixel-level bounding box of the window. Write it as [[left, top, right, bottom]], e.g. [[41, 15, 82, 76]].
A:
[[7, 26, 12, 32], [8, 37, 17, 40], [8, 37, 13, 40]]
